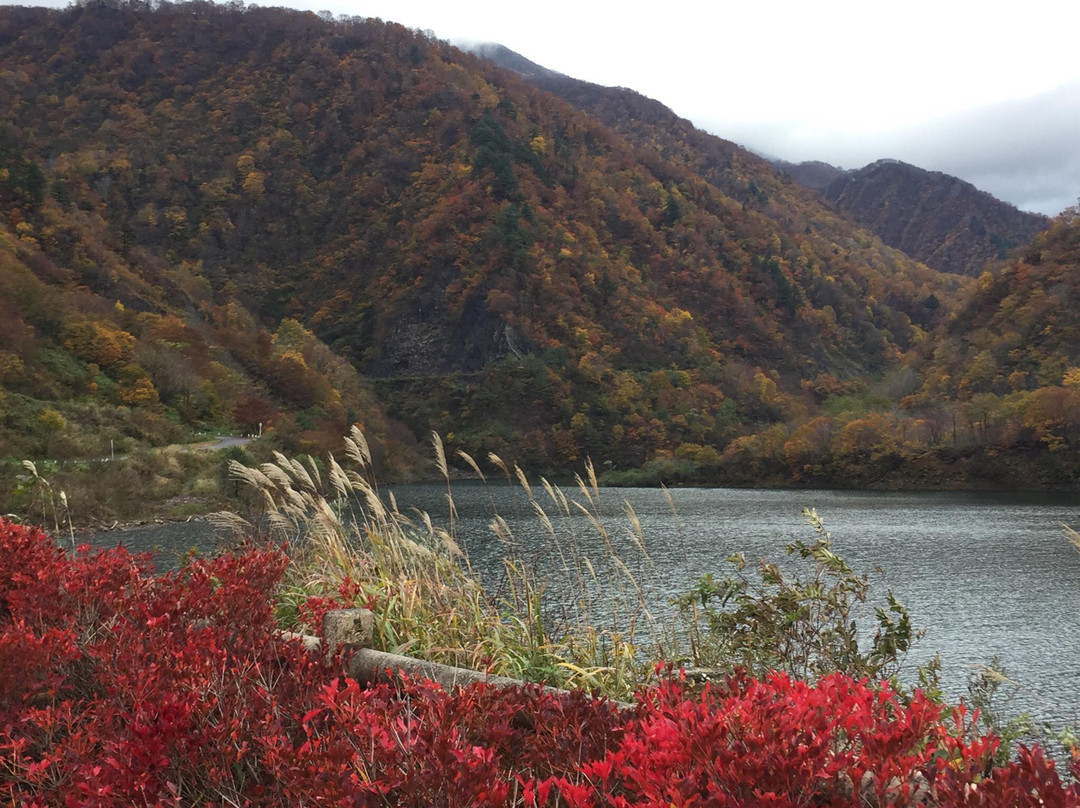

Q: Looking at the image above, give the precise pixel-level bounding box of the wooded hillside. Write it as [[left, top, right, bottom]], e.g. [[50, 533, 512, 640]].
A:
[[6, 2, 1074, 495]]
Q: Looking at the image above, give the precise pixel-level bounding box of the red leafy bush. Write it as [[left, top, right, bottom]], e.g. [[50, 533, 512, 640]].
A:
[[1, 518, 1077, 807], [267, 676, 627, 807], [579, 672, 1077, 807], [0, 519, 333, 805]]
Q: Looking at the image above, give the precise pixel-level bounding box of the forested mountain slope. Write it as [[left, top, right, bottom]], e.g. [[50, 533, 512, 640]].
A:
[[882, 211, 1080, 486], [710, 212, 1080, 491], [914, 212, 1080, 404], [0, 126, 419, 481], [820, 160, 1049, 276], [463, 48, 1080, 486], [474, 44, 1046, 281], [1, 2, 961, 477]]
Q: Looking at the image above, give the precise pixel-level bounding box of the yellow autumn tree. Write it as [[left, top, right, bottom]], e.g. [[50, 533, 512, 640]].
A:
[[61, 319, 136, 369]]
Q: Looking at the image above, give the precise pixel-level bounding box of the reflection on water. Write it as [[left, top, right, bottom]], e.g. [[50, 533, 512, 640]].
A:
[[91, 484, 1080, 732]]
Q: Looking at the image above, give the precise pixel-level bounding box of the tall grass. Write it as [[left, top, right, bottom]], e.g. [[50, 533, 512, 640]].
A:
[[19, 460, 74, 547], [219, 426, 944, 701], [218, 427, 668, 699]]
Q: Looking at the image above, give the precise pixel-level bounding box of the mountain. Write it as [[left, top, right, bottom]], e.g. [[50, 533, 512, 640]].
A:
[[884, 210, 1080, 487], [782, 158, 1050, 277], [0, 123, 421, 498], [469, 42, 802, 212], [694, 212, 1080, 492], [464, 41, 1080, 489], [0, 3, 961, 487], [821, 160, 1050, 276], [913, 210, 1080, 402], [474, 42, 1047, 280], [769, 159, 847, 192], [466, 42, 564, 81]]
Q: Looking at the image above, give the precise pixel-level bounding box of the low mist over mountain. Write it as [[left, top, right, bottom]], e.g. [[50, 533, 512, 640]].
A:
[[465, 42, 563, 81]]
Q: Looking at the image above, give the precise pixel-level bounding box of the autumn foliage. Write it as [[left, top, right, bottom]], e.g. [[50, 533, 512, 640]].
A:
[[4, 1, 1080, 492], [2, 517, 1078, 806], [0, 0, 956, 479]]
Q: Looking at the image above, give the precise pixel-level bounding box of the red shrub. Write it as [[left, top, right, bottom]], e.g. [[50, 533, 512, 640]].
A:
[[0, 519, 329, 805], [1, 517, 1077, 807], [572, 672, 1076, 808]]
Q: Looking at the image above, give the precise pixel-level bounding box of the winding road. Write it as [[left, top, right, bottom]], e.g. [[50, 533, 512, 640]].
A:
[[202, 436, 254, 451]]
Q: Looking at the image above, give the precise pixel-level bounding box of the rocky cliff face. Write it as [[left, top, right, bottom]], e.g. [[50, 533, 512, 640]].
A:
[[819, 159, 1049, 276]]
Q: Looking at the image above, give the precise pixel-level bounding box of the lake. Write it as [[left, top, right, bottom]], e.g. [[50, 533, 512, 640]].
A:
[[91, 483, 1080, 735]]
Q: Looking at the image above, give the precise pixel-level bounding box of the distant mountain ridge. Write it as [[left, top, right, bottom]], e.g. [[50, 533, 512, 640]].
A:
[[772, 158, 1050, 276], [819, 159, 1050, 276], [466, 43, 564, 81], [769, 159, 848, 192], [468, 42, 1046, 277]]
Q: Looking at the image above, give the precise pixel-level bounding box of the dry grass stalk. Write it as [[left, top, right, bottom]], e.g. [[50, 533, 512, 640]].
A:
[[1065, 524, 1080, 554], [223, 431, 677, 697]]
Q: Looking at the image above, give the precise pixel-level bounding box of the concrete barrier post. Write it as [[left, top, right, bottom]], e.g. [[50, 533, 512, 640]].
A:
[[322, 608, 374, 654], [304, 609, 632, 709]]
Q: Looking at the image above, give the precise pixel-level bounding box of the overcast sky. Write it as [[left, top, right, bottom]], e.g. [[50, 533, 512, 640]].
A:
[[11, 0, 1080, 215]]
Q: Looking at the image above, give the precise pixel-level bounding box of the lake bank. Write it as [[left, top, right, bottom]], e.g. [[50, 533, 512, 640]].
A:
[[81, 482, 1080, 736]]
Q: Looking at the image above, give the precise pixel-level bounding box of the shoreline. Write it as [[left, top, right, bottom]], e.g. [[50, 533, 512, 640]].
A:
[[53, 476, 1080, 535]]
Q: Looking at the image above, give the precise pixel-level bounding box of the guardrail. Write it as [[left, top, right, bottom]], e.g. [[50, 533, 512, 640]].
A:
[[291, 608, 632, 707]]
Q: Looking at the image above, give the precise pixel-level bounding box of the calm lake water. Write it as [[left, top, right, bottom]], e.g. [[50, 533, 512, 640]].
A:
[[93, 484, 1080, 733]]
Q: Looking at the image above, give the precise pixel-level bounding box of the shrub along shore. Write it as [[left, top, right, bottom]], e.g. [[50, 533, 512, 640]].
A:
[[2, 429, 1079, 805]]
